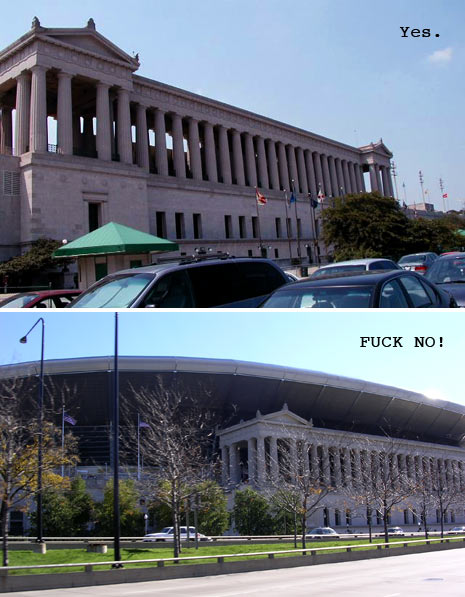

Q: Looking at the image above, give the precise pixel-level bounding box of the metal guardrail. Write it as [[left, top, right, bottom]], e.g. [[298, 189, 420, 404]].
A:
[[1, 536, 464, 576]]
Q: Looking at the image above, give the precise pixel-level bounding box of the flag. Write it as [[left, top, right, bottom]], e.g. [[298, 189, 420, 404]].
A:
[[443, 193, 448, 199], [139, 421, 150, 428], [289, 191, 296, 205], [317, 189, 325, 201], [63, 413, 76, 425], [255, 188, 267, 206]]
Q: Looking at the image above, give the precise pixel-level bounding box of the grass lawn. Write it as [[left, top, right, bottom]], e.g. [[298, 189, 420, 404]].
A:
[[4, 536, 444, 575]]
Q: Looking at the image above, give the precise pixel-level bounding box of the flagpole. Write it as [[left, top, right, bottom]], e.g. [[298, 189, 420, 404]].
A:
[[61, 405, 65, 477], [137, 413, 140, 481], [284, 190, 293, 261], [255, 188, 263, 256], [291, 180, 301, 261]]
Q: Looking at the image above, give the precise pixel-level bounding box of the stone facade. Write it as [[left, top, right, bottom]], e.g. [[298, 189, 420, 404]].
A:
[[219, 405, 465, 530], [0, 19, 394, 272]]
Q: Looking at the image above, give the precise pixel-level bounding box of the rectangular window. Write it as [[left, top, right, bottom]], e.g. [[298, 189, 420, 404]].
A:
[[224, 215, 232, 239], [274, 248, 279, 259], [2, 171, 20, 195], [156, 211, 166, 238], [247, 249, 253, 257], [335, 509, 341, 526], [88, 202, 101, 232], [193, 213, 202, 239], [239, 216, 246, 239], [252, 217, 259, 239], [297, 218, 302, 237], [275, 218, 282, 238], [403, 509, 409, 524], [345, 509, 352, 525], [175, 212, 185, 239]]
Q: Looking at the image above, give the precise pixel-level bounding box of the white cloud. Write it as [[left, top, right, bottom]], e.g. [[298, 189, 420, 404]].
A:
[[428, 47, 453, 64]]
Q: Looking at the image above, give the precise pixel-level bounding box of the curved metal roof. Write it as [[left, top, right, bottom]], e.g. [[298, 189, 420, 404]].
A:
[[2, 356, 465, 445]]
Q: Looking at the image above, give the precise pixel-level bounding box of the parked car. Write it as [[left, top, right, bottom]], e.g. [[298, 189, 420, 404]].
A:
[[424, 253, 465, 307], [68, 257, 289, 308], [309, 258, 400, 280], [306, 527, 339, 538], [387, 527, 404, 536], [259, 270, 457, 308], [0, 289, 81, 308], [447, 526, 465, 535], [398, 252, 438, 274], [143, 526, 212, 542]]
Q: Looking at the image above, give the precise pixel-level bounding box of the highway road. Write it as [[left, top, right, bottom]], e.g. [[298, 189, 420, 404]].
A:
[[11, 549, 465, 597]]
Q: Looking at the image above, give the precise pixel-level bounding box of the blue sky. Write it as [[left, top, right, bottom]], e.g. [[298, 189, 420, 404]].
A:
[[0, 310, 462, 407], [2, 0, 463, 210]]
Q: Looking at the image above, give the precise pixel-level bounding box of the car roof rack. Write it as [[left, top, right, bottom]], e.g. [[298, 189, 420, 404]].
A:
[[151, 250, 235, 266]]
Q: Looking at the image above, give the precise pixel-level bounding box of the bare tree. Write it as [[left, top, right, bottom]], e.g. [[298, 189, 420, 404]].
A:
[[0, 378, 78, 566], [121, 378, 221, 557], [263, 436, 336, 549], [428, 458, 465, 538]]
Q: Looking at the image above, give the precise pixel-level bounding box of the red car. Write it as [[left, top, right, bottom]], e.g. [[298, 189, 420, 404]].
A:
[[0, 289, 81, 308]]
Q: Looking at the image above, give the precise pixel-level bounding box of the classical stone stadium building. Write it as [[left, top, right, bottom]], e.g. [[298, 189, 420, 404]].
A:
[[2, 356, 465, 532], [0, 18, 394, 278]]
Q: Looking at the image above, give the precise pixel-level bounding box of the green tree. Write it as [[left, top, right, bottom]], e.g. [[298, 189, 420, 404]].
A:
[[66, 477, 95, 535], [233, 488, 274, 535], [194, 480, 229, 536], [404, 218, 463, 255], [0, 238, 69, 288], [321, 193, 410, 261], [95, 479, 144, 536]]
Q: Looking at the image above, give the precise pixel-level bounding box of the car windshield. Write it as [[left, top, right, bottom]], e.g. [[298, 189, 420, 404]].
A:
[[311, 265, 365, 278], [70, 274, 154, 308], [0, 294, 38, 307], [425, 258, 465, 284], [399, 255, 426, 264], [262, 286, 374, 308]]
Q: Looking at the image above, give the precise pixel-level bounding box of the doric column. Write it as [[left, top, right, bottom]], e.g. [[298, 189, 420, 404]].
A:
[[321, 154, 332, 197], [355, 164, 363, 193], [270, 436, 279, 482], [218, 125, 231, 184], [310, 443, 318, 478], [257, 436, 266, 486], [266, 139, 280, 190], [305, 150, 318, 198], [203, 121, 217, 182], [247, 438, 256, 485], [296, 148, 308, 194], [243, 132, 257, 187], [328, 156, 338, 197], [387, 166, 394, 197], [277, 142, 289, 191], [135, 104, 149, 171], [29, 65, 48, 153], [229, 442, 239, 485], [303, 443, 310, 477], [116, 88, 132, 164], [187, 117, 202, 180], [343, 448, 352, 488], [321, 445, 330, 485], [221, 446, 229, 486], [381, 166, 391, 197], [342, 160, 351, 194], [354, 449, 362, 488], [334, 447, 342, 487], [96, 82, 111, 161], [171, 112, 186, 178], [335, 158, 344, 195], [312, 152, 324, 196], [286, 145, 299, 192], [369, 164, 378, 191], [0, 107, 13, 154], [349, 162, 357, 193], [154, 108, 168, 176], [289, 438, 298, 480], [57, 72, 73, 155], [407, 454, 415, 482], [15, 72, 31, 155], [375, 164, 382, 193], [231, 129, 245, 185], [256, 136, 269, 189]]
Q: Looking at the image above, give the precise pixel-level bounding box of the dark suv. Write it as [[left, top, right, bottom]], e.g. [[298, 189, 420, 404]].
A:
[[68, 257, 289, 308]]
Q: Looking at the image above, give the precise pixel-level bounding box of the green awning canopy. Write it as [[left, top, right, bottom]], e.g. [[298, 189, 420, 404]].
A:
[[53, 222, 179, 257]]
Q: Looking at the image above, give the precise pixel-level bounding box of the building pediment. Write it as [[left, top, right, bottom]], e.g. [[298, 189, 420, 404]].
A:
[[39, 21, 139, 71], [359, 139, 393, 159], [261, 409, 311, 427]]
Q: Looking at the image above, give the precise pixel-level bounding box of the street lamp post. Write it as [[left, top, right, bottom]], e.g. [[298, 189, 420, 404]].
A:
[[19, 317, 45, 543]]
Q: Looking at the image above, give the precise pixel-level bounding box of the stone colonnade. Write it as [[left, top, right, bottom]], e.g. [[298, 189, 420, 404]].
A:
[[0, 69, 394, 198], [221, 431, 465, 495]]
